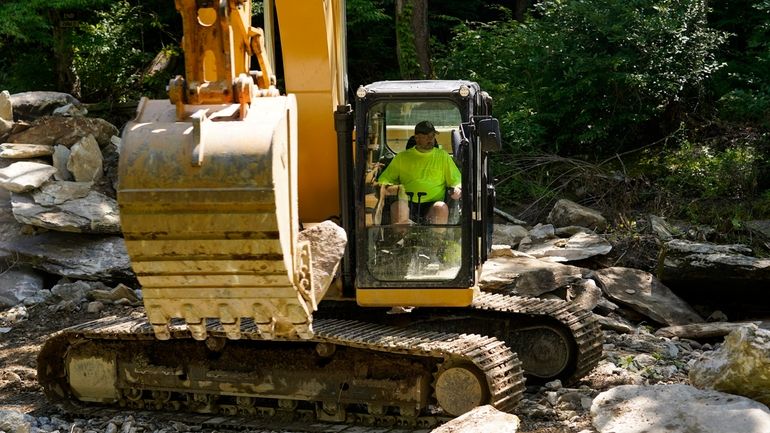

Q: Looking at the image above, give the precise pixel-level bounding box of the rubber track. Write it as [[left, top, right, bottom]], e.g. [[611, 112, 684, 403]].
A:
[[42, 316, 526, 423], [472, 292, 604, 384]]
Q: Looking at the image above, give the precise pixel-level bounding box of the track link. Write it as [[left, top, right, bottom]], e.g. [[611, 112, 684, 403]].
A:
[[39, 316, 525, 428], [471, 292, 604, 384]]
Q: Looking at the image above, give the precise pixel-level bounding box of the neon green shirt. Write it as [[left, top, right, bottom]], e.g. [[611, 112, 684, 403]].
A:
[[378, 147, 461, 203]]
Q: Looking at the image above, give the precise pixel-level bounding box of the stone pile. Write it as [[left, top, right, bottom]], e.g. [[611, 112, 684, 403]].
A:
[[0, 91, 133, 310]]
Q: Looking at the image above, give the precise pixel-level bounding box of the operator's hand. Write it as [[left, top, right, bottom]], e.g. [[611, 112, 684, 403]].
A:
[[450, 186, 462, 200], [383, 184, 401, 195]]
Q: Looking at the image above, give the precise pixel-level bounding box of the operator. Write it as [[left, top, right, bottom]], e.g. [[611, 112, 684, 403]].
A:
[[378, 120, 462, 225]]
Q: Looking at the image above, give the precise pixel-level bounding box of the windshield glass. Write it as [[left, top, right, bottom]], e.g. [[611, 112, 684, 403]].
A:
[[361, 100, 463, 282]]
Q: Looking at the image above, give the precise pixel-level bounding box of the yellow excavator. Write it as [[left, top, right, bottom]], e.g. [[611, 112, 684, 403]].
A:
[[38, 0, 602, 426]]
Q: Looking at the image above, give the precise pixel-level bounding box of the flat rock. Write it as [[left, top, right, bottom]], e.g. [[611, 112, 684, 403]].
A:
[[431, 405, 519, 433], [594, 267, 703, 326], [655, 321, 762, 339], [0, 161, 57, 193], [689, 324, 770, 405], [0, 231, 133, 280], [11, 188, 120, 234], [593, 384, 770, 433], [658, 239, 770, 285], [519, 231, 612, 262], [547, 198, 607, 232], [0, 143, 54, 159], [7, 115, 117, 147], [479, 255, 584, 296]]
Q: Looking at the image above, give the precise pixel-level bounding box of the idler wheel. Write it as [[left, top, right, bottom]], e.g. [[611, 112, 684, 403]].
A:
[[434, 363, 489, 416]]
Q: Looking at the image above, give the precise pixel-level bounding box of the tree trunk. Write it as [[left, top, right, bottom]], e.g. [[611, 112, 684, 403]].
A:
[[48, 10, 80, 98], [395, 0, 431, 79]]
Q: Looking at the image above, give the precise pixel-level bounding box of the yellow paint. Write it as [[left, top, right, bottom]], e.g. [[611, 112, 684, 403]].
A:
[[356, 288, 476, 307]]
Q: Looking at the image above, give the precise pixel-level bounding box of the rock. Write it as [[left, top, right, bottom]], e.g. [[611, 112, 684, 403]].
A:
[[479, 255, 584, 296], [0, 118, 12, 140], [519, 231, 612, 262], [53, 103, 88, 117], [594, 267, 703, 326], [0, 409, 35, 433], [547, 199, 607, 232], [30, 181, 92, 205], [591, 384, 770, 433], [51, 280, 94, 302], [689, 324, 770, 405], [0, 232, 133, 280], [297, 220, 347, 301], [649, 214, 677, 240], [707, 310, 728, 322], [595, 314, 637, 334], [67, 134, 103, 182], [0, 143, 54, 159], [658, 239, 770, 286], [89, 283, 141, 305], [9, 91, 80, 121], [529, 223, 556, 241], [0, 90, 12, 121], [0, 266, 44, 307], [52, 145, 73, 181], [11, 188, 120, 234], [745, 220, 770, 241], [492, 224, 528, 248], [7, 115, 118, 147], [658, 320, 763, 340], [432, 405, 519, 433], [0, 161, 58, 193], [568, 278, 602, 311]]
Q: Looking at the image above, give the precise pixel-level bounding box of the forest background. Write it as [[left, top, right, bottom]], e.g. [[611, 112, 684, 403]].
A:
[[1, 0, 768, 249]]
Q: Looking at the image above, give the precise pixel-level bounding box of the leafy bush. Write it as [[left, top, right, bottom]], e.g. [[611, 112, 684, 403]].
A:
[[437, 0, 727, 156], [71, 1, 171, 103]]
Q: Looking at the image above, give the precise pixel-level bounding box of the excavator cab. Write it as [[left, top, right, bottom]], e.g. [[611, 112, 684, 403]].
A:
[[350, 80, 500, 307]]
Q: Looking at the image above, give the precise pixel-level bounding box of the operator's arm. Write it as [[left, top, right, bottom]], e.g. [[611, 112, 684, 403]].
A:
[[376, 155, 402, 195], [445, 152, 462, 199]]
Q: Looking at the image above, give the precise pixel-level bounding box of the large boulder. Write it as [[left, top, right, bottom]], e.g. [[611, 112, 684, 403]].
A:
[[689, 324, 770, 405], [297, 220, 347, 301], [658, 239, 770, 286], [7, 116, 117, 147], [9, 91, 79, 121], [591, 384, 770, 433], [547, 199, 607, 232], [492, 224, 528, 248], [594, 267, 703, 326], [0, 161, 58, 193]]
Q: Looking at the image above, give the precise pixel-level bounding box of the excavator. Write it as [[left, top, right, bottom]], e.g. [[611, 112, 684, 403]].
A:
[[37, 0, 602, 427]]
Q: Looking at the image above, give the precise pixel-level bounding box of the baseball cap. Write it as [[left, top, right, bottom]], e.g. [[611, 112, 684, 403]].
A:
[[414, 120, 437, 135]]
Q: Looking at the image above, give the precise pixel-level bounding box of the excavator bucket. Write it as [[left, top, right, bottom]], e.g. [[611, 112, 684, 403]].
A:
[[118, 95, 316, 342]]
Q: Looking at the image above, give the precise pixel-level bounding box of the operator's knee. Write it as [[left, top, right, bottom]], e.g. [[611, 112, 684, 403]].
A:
[[390, 200, 410, 224], [427, 202, 449, 225]]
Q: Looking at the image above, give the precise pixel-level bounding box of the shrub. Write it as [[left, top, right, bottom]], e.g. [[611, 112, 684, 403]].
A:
[[437, 0, 727, 157]]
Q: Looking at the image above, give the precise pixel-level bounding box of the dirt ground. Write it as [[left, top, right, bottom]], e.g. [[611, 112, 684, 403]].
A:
[[0, 302, 603, 433]]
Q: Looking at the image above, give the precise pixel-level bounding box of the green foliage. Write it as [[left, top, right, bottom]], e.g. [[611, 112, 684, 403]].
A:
[[437, 0, 727, 156], [709, 0, 770, 126], [660, 140, 760, 198], [71, 1, 171, 102]]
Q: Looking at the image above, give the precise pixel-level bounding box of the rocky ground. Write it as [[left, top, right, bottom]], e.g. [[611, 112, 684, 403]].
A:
[[0, 294, 744, 433]]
